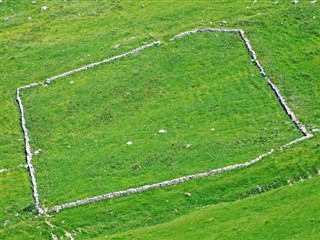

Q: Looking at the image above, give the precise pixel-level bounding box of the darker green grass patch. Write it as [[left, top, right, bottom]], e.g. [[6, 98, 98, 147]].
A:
[[22, 32, 300, 207]]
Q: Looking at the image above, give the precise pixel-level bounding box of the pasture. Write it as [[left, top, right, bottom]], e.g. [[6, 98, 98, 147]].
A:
[[1, 1, 319, 239]]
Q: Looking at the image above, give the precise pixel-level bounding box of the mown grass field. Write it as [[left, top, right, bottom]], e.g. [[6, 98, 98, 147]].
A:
[[1, 1, 319, 239]]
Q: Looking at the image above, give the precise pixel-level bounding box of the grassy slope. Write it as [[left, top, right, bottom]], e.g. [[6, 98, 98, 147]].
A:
[[1, 1, 319, 239], [109, 175, 320, 240], [22, 32, 299, 206]]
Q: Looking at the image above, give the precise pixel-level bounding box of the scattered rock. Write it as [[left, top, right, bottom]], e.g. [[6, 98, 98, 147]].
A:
[[34, 149, 42, 155], [184, 192, 192, 197], [310, 0, 317, 4], [113, 44, 120, 49], [287, 180, 292, 185], [70, 81, 74, 84], [40, 6, 48, 11], [127, 141, 133, 145], [158, 129, 167, 134], [312, 128, 319, 132], [3, 17, 10, 21], [220, 20, 227, 26], [0, 169, 8, 173], [3, 220, 10, 227], [31, 1, 36, 4], [184, 144, 192, 149], [18, 164, 28, 168], [211, 128, 215, 131], [27, 17, 32, 20], [293, 0, 299, 4]]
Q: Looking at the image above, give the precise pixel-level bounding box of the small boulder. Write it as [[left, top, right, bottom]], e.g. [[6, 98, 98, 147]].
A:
[[158, 129, 167, 134], [184, 144, 192, 149], [40, 6, 48, 11], [184, 192, 192, 197], [220, 20, 227, 26]]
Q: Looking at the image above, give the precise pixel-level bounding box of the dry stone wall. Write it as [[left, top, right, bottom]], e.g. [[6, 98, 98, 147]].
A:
[[16, 29, 313, 215]]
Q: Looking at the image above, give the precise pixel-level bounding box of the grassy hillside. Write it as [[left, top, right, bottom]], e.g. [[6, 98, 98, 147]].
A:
[[22, 31, 299, 206], [1, 1, 319, 239], [109, 175, 320, 240]]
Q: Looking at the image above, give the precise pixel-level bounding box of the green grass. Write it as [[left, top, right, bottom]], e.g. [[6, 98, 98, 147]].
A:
[[22, 32, 299, 206], [108, 175, 320, 240], [1, 1, 319, 239]]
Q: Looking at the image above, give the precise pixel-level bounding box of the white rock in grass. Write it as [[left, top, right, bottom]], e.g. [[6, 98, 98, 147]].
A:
[[0, 169, 8, 173], [70, 81, 74, 84], [3, 220, 10, 227], [220, 21, 227, 26], [310, 0, 317, 4], [185, 192, 192, 197], [184, 144, 192, 149], [40, 6, 48, 11], [158, 129, 167, 134], [211, 128, 215, 131], [312, 128, 319, 132], [34, 149, 42, 155], [127, 141, 133, 145], [293, 0, 299, 4]]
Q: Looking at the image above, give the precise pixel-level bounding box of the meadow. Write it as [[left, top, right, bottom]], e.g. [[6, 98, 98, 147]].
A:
[[22, 31, 300, 207], [1, 1, 319, 239]]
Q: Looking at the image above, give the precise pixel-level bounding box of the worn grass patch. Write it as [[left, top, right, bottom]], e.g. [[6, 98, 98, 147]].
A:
[[22, 32, 300, 206]]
